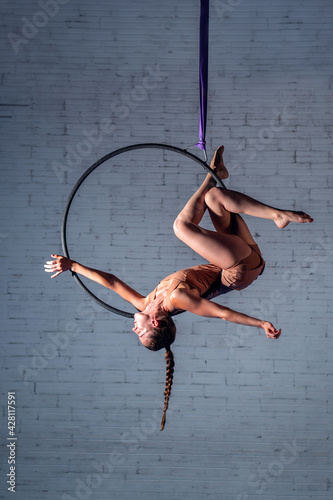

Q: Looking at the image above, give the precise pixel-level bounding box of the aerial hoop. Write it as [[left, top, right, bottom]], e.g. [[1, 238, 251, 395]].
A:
[[61, 142, 226, 318]]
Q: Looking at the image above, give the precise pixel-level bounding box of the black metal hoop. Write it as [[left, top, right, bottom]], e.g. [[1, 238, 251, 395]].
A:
[[61, 143, 225, 318]]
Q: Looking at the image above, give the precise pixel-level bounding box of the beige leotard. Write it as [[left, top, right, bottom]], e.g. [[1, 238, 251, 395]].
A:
[[145, 244, 265, 314]]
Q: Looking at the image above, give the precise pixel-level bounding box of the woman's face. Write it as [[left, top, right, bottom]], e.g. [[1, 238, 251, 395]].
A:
[[133, 312, 151, 336], [133, 312, 158, 345]]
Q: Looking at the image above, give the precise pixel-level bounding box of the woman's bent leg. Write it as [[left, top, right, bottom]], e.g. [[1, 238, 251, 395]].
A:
[[173, 147, 252, 269], [207, 187, 313, 228], [173, 217, 252, 270], [175, 145, 230, 227], [173, 146, 313, 269], [176, 174, 215, 227]]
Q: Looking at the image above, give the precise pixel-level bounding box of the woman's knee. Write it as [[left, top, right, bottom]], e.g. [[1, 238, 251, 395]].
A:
[[173, 215, 191, 240], [173, 215, 183, 238], [205, 187, 227, 211]]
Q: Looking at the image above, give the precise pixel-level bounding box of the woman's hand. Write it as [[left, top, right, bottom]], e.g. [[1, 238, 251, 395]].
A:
[[261, 321, 281, 339], [44, 254, 75, 278]]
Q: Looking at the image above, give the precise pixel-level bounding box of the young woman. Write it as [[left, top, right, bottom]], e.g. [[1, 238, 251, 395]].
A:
[[45, 146, 313, 429]]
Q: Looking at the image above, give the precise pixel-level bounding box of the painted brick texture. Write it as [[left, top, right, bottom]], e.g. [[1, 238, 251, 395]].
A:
[[1, 0, 332, 499]]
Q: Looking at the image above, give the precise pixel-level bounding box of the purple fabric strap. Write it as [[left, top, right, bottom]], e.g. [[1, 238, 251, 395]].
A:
[[195, 0, 209, 152]]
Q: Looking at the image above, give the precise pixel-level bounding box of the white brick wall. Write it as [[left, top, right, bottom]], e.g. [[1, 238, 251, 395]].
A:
[[1, 0, 332, 498]]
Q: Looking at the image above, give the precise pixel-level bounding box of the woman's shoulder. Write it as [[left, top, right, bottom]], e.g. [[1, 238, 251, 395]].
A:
[[248, 242, 261, 255], [169, 285, 201, 313], [169, 283, 200, 299], [141, 288, 157, 311]]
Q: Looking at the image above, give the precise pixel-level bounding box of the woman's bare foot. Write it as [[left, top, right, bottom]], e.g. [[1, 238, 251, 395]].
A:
[[274, 210, 314, 229], [210, 145, 229, 179]]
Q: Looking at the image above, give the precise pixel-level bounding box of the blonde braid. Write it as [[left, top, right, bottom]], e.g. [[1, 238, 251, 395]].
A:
[[160, 347, 175, 431]]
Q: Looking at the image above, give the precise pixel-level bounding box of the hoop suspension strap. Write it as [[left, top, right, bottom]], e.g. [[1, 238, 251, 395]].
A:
[[195, 0, 210, 154]]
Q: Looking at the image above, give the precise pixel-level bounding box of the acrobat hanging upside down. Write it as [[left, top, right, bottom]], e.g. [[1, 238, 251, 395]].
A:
[[45, 146, 313, 430]]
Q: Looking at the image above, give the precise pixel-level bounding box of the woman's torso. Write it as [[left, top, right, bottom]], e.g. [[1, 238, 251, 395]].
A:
[[144, 243, 265, 314], [145, 263, 223, 314]]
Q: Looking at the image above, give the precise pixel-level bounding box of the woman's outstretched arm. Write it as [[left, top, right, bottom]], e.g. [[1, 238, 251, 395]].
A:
[[170, 288, 281, 339], [44, 254, 146, 310]]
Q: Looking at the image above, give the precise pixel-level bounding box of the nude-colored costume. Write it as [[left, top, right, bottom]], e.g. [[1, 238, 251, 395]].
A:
[[146, 244, 265, 314]]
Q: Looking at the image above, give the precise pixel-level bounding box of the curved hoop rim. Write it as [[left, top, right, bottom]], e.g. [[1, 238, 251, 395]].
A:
[[61, 142, 225, 318]]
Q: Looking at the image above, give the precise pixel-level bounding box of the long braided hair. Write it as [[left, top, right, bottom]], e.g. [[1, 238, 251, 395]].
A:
[[143, 314, 176, 430], [161, 347, 175, 431]]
